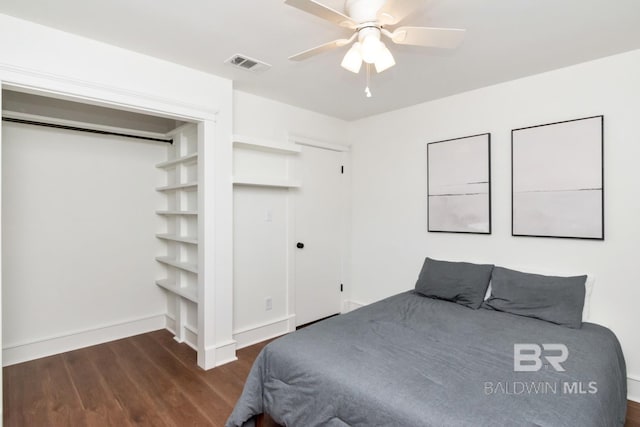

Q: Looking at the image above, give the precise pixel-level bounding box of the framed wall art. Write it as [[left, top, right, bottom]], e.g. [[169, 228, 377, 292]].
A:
[[511, 115, 604, 240], [427, 133, 491, 234]]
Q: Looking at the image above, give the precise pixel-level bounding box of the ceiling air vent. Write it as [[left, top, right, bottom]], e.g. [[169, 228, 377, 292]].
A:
[[225, 54, 271, 73]]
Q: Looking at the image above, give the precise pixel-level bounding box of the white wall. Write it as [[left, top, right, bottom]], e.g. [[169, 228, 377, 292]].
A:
[[2, 122, 166, 364], [233, 187, 289, 328], [0, 14, 226, 118], [348, 49, 640, 400], [233, 90, 349, 145], [0, 13, 235, 368], [232, 91, 349, 344]]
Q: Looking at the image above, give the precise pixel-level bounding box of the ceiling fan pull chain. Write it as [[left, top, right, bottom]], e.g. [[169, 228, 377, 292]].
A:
[[365, 63, 372, 98]]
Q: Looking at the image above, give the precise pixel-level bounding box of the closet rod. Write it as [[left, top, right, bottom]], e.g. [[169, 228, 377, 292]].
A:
[[1, 117, 174, 144]]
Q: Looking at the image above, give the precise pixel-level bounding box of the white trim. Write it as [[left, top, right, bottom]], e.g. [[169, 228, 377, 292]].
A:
[[233, 315, 295, 349], [164, 313, 199, 351], [0, 63, 218, 122], [184, 325, 198, 351], [165, 313, 176, 335], [628, 375, 640, 403], [286, 186, 297, 336], [210, 340, 239, 367], [233, 134, 301, 154], [2, 314, 166, 366], [1, 110, 170, 141], [0, 79, 4, 413], [342, 300, 367, 313], [288, 132, 350, 152]]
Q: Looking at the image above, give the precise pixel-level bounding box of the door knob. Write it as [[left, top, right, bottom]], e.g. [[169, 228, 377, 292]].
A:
[[296, 242, 304, 249]]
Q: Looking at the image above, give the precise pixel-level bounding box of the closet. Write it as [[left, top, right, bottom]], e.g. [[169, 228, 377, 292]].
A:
[[1, 90, 203, 367]]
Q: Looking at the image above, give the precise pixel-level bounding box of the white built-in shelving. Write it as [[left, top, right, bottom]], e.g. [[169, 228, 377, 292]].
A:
[[233, 134, 301, 154], [232, 134, 301, 188], [156, 210, 198, 216], [155, 124, 200, 348], [231, 177, 301, 188], [156, 233, 198, 245], [156, 182, 198, 192], [155, 256, 198, 274], [156, 279, 198, 303], [155, 152, 198, 169]]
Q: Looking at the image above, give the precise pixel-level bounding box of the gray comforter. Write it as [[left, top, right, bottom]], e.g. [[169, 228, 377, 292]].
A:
[[226, 291, 627, 426]]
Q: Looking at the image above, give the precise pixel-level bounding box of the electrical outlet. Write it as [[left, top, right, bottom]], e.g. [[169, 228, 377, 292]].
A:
[[265, 297, 273, 311]]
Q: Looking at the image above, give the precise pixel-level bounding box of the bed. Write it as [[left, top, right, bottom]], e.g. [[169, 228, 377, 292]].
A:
[[226, 262, 627, 427]]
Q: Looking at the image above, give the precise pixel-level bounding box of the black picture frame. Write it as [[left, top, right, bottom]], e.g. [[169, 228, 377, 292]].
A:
[[427, 133, 492, 234], [511, 115, 604, 240]]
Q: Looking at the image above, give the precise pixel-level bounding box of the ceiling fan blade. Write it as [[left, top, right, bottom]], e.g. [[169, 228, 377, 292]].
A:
[[377, 0, 425, 26], [284, 0, 357, 28], [389, 26, 466, 48], [288, 39, 352, 61]]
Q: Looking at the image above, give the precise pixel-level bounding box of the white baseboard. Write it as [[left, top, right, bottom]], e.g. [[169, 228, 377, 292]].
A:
[[628, 375, 640, 403], [211, 340, 238, 368], [233, 315, 295, 350], [164, 313, 198, 351], [342, 300, 366, 313], [184, 325, 198, 351], [2, 313, 166, 366], [165, 313, 238, 370]]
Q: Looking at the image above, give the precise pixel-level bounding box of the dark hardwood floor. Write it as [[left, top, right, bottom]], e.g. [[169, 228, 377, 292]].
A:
[[629, 401, 640, 427], [3, 330, 640, 426], [3, 330, 268, 426]]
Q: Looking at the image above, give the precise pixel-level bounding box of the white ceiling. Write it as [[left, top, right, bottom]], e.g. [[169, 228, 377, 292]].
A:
[[1, 0, 639, 121]]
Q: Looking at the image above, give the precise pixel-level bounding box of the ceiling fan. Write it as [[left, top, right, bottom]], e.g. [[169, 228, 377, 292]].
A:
[[285, 0, 466, 76]]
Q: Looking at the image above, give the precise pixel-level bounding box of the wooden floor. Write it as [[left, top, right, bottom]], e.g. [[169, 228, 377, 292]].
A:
[[3, 330, 640, 426], [3, 330, 269, 426]]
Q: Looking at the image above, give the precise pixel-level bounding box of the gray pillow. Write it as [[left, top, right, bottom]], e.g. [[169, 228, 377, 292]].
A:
[[415, 257, 494, 309], [483, 267, 586, 328]]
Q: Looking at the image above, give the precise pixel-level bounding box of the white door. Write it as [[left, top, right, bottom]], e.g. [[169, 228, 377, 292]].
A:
[[294, 145, 344, 326]]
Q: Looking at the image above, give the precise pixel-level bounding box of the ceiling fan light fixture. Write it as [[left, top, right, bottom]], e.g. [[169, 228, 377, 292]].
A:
[[341, 42, 363, 73], [374, 45, 395, 73], [360, 34, 384, 64]]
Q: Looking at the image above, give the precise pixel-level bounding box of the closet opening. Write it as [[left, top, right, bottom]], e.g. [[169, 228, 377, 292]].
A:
[[0, 89, 204, 370]]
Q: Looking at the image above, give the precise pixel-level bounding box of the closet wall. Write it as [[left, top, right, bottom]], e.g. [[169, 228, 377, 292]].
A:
[[1, 92, 174, 365]]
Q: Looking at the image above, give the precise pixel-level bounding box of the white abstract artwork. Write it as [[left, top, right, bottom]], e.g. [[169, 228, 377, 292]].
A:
[[512, 116, 604, 239], [427, 134, 491, 234]]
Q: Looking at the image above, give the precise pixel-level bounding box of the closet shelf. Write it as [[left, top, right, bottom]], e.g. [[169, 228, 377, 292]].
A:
[[156, 279, 198, 303], [232, 177, 301, 188], [156, 210, 198, 216], [155, 153, 198, 169], [156, 182, 198, 192], [155, 256, 198, 274], [233, 135, 301, 154], [156, 233, 198, 244]]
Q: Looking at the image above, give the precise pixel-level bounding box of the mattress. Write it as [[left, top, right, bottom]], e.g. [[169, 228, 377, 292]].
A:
[[226, 291, 627, 426]]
